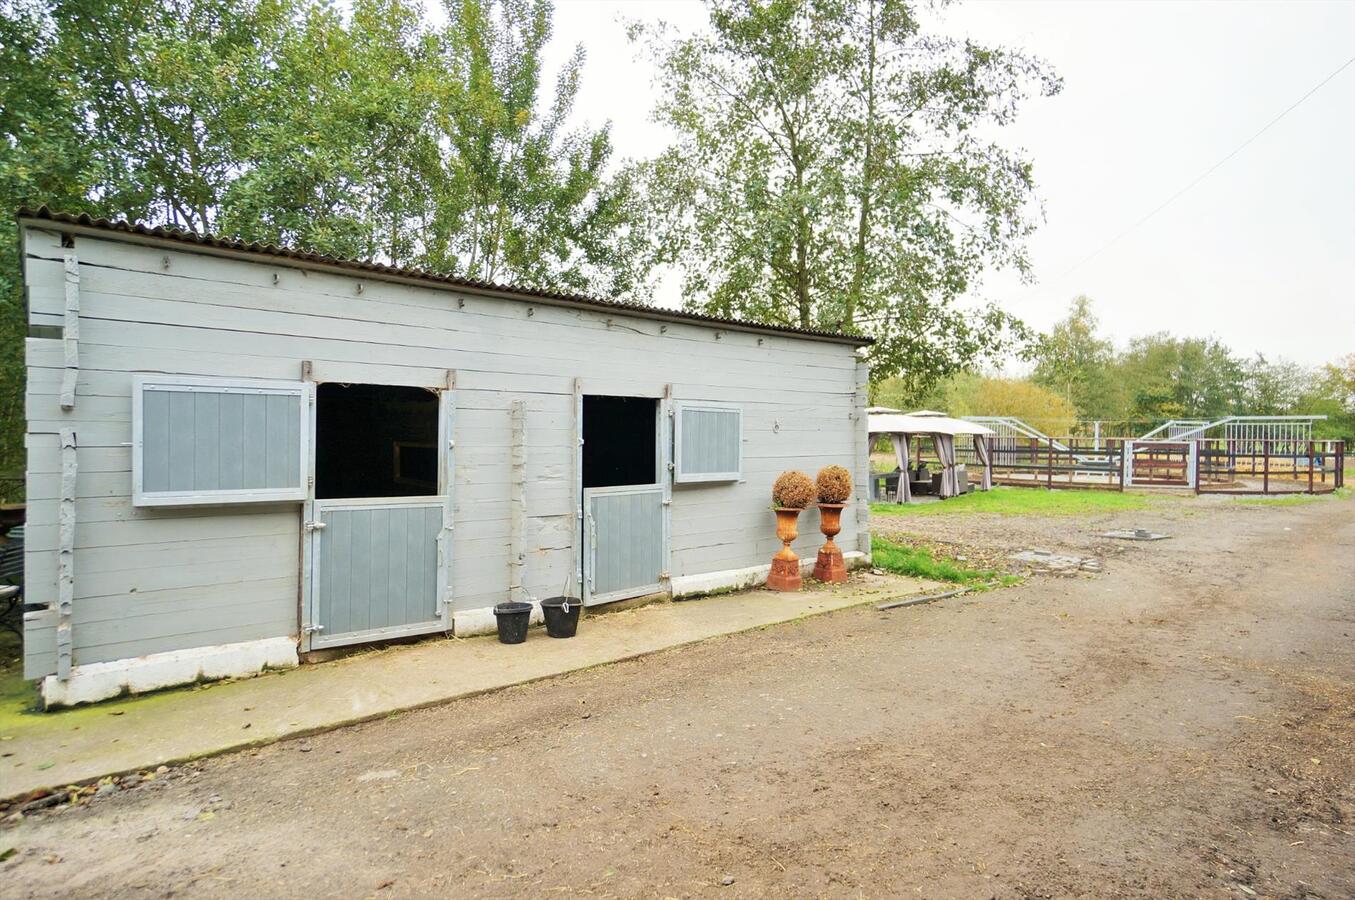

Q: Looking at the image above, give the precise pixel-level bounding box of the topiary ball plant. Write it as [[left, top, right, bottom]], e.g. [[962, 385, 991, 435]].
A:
[[771, 470, 815, 509], [816, 465, 853, 504]]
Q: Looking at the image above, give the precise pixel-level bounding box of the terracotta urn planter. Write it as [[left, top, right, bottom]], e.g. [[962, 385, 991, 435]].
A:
[[812, 502, 849, 583], [811, 466, 853, 584], [766, 507, 804, 591]]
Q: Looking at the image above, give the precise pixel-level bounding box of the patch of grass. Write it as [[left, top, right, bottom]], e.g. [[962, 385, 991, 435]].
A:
[[871, 485, 1167, 518], [870, 535, 1019, 588]]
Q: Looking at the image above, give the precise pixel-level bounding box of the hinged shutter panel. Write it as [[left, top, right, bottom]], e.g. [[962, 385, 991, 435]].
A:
[[673, 402, 741, 483], [134, 376, 309, 506]]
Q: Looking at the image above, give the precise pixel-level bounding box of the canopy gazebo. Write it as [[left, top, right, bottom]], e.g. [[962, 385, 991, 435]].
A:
[[868, 410, 995, 503]]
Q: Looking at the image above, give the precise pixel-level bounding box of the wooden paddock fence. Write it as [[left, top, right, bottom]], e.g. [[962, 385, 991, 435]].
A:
[[1193, 438, 1345, 495], [963, 438, 1126, 491], [967, 437, 1346, 495]]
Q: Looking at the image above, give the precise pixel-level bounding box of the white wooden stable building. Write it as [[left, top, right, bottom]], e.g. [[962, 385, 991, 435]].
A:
[[17, 208, 872, 707]]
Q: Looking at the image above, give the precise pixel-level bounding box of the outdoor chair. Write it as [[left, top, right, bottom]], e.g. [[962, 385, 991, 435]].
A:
[[0, 526, 23, 637]]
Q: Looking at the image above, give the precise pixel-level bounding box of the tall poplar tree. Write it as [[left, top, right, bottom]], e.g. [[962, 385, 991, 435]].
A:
[[637, 0, 1060, 392]]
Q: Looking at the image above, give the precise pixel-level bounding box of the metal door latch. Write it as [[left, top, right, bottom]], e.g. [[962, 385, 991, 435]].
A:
[[303, 624, 324, 634], [304, 521, 327, 532]]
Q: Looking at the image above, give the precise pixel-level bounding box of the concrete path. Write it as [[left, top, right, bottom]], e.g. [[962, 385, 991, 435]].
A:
[[1, 574, 932, 800]]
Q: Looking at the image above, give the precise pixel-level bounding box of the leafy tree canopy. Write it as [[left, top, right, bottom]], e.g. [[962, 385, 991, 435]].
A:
[[635, 0, 1060, 393], [0, 0, 653, 499], [2, 0, 649, 292], [1027, 296, 1353, 440]]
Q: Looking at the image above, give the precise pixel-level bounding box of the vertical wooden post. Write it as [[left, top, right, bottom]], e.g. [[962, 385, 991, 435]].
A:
[[853, 361, 872, 556], [1307, 440, 1315, 494], [1046, 439, 1053, 489], [1192, 440, 1201, 494], [55, 248, 82, 679], [298, 361, 315, 650], [60, 250, 80, 410], [56, 428, 77, 680], [571, 378, 583, 598], [1263, 440, 1270, 494], [509, 401, 527, 605], [440, 370, 456, 623], [660, 383, 673, 590]]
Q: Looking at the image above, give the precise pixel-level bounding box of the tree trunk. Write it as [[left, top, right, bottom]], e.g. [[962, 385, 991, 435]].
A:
[[845, 0, 878, 332], [790, 129, 812, 328], [796, 202, 811, 328]]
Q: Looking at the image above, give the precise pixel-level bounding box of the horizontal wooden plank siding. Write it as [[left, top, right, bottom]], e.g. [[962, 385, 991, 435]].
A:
[[21, 226, 863, 678]]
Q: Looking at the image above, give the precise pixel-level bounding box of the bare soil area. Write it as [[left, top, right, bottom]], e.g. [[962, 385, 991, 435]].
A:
[[3, 494, 1353, 898]]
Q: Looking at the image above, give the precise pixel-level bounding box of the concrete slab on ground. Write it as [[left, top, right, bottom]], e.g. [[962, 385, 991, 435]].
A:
[[1, 574, 935, 800]]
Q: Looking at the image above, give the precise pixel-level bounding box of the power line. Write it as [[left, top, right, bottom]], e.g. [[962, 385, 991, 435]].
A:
[[1056, 54, 1355, 280]]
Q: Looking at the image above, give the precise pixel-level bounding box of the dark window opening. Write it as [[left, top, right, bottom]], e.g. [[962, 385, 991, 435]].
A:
[[316, 383, 439, 499], [583, 396, 657, 488]]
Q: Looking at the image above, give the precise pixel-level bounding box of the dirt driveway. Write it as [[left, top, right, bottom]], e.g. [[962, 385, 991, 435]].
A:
[[3, 495, 1353, 898]]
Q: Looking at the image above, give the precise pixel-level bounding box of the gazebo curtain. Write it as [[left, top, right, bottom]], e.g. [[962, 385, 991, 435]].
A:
[[879, 430, 991, 503], [889, 434, 912, 503], [932, 433, 959, 498], [973, 435, 993, 490]]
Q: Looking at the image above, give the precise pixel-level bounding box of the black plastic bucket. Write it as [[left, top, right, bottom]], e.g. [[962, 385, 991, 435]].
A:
[[493, 601, 532, 644], [541, 596, 581, 639]]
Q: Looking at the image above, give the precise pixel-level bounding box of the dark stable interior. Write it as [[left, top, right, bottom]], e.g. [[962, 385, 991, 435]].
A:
[[315, 383, 439, 499], [583, 396, 657, 488]]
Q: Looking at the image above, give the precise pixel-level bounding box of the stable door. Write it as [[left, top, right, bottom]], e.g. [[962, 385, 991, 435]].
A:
[[303, 382, 452, 650], [580, 395, 669, 605]]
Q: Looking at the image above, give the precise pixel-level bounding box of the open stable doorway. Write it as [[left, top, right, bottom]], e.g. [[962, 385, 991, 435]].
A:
[[580, 395, 667, 606], [583, 395, 658, 488], [315, 383, 440, 499], [305, 381, 449, 650]]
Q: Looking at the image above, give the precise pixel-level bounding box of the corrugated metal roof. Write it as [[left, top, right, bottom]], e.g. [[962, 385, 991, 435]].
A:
[[17, 206, 872, 346]]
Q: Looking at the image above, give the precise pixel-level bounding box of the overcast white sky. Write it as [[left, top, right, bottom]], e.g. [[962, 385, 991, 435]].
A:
[[436, 0, 1355, 366]]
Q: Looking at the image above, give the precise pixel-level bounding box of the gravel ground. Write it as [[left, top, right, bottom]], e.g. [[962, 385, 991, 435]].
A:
[[2, 494, 1353, 898]]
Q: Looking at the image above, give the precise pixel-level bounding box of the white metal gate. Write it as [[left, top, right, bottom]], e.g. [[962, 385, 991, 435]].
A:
[[583, 485, 667, 606], [1123, 440, 1192, 488], [306, 498, 448, 649]]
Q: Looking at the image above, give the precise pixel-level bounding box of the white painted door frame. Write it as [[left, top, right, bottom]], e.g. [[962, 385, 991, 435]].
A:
[[300, 379, 455, 652], [578, 390, 671, 606]]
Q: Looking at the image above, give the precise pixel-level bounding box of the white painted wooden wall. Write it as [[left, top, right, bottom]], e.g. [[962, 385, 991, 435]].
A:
[[20, 223, 868, 678]]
